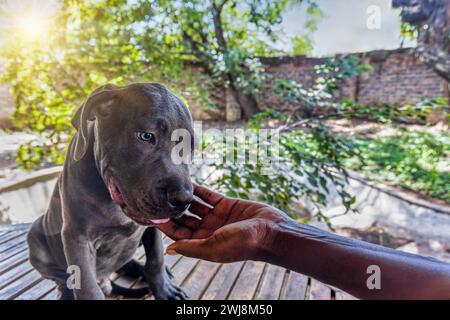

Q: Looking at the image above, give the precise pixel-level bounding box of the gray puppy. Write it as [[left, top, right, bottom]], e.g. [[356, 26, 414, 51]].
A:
[[27, 83, 194, 300]]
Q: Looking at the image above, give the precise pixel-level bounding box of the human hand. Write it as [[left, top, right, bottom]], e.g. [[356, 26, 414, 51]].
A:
[[156, 184, 289, 263]]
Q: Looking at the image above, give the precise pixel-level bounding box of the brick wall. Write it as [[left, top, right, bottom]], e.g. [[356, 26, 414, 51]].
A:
[[357, 49, 446, 106], [184, 82, 226, 121], [0, 48, 447, 124], [259, 48, 448, 114], [259, 56, 327, 113]]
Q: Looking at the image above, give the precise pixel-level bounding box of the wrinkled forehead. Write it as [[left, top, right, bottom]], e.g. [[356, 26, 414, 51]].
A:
[[113, 84, 193, 133]]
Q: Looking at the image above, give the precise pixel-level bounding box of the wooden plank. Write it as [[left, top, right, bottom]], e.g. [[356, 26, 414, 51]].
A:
[[0, 231, 25, 245], [0, 270, 43, 300], [308, 279, 332, 300], [0, 241, 27, 261], [0, 232, 27, 253], [0, 261, 33, 289], [280, 271, 308, 300], [40, 288, 58, 300], [0, 224, 30, 232], [228, 261, 265, 300], [171, 256, 200, 287], [0, 230, 10, 237], [335, 290, 358, 300], [181, 260, 221, 300], [164, 253, 182, 270], [162, 236, 174, 247], [14, 279, 56, 300], [201, 262, 245, 300], [254, 264, 286, 300], [0, 249, 29, 273]]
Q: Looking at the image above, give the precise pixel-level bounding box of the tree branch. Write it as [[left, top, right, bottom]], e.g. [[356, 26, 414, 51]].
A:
[[211, 0, 228, 49], [393, 0, 450, 81], [182, 31, 213, 70]]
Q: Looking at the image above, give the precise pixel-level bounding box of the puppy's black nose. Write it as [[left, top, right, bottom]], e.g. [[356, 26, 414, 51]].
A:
[[167, 189, 193, 211]]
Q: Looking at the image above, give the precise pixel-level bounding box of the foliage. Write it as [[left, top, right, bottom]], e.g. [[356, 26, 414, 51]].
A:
[[344, 130, 450, 202], [146, 0, 321, 117], [194, 116, 357, 225], [195, 56, 371, 224], [273, 55, 372, 115], [291, 34, 313, 55], [4, 0, 446, 227], [0, 0, 322, 168], [400, 22, 418, 42], [290, 1, 324, 56], [1, 0, 213, 168], [219, 49, 267, 95], [315, 56, 372, 93], [340, 97, 449, 124], [197, 55, 448, 223]]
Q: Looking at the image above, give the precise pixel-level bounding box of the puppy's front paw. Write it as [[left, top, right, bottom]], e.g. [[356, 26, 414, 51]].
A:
[[147, 268, 188, 300], [154, 281, 188, 300]]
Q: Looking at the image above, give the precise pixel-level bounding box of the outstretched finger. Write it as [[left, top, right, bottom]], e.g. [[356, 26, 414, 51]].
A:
[[166, 238, 216, 261], [193, 184, 225, 206], [166, 236, 242, 263]]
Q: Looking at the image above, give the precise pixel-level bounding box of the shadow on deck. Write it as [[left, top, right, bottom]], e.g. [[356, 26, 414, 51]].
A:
[[0, 224, 356, 300]]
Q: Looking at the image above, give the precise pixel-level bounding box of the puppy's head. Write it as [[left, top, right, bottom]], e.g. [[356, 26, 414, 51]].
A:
[[72, 83, 194, 225]]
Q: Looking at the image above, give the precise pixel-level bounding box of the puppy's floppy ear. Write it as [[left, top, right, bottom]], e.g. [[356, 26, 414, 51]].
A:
[[72, 84, 120, 161]]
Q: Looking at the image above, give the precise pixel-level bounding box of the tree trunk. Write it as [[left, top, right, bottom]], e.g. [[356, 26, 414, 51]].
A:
[[227, 74, 260, 119], [393, 0, 450, 81], [211, 0, 260, 119]]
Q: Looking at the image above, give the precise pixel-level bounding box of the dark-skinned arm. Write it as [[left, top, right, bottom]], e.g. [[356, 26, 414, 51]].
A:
[[157, 185, 450, 300]]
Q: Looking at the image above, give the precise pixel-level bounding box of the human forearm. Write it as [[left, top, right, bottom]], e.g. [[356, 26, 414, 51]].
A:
[[261, 218, 450, 300], [161, 185, 450, 299]]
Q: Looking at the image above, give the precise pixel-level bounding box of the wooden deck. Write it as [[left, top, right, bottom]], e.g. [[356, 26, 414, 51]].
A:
[[0, 224, 356, 300]]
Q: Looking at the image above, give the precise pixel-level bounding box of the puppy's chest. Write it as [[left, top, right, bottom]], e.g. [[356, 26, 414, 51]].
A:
[[93, 224, 144, 276]]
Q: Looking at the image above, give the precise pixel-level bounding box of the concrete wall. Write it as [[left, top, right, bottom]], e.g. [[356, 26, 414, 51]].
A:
[[0, 84, 14, 128]]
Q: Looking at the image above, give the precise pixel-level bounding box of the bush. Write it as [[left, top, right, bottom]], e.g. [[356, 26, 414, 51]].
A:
[[344, 130, 450, 202]]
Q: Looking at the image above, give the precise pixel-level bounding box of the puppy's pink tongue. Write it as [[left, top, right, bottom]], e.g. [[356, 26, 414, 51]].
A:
[[150, 218, 170, 225]]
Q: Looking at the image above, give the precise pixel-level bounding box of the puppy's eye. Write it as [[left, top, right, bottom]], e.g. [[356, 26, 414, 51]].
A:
[[136, 132, 156, 144]]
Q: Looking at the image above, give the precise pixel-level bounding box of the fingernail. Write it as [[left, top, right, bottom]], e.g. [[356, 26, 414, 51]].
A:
[[166, 249, 178, 255]]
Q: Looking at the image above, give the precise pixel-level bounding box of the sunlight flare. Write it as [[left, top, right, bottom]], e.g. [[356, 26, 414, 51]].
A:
[[0, 0, 58, 43], [14, 12, 48, 40]]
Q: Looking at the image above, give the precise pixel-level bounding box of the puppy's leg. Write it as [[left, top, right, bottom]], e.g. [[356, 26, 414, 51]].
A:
[[61, 229, 104, 300], [142, 227, 187, 300]]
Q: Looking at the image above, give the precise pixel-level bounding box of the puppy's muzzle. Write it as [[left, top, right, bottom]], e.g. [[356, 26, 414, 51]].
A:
[[166, 189, 193, 212]]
